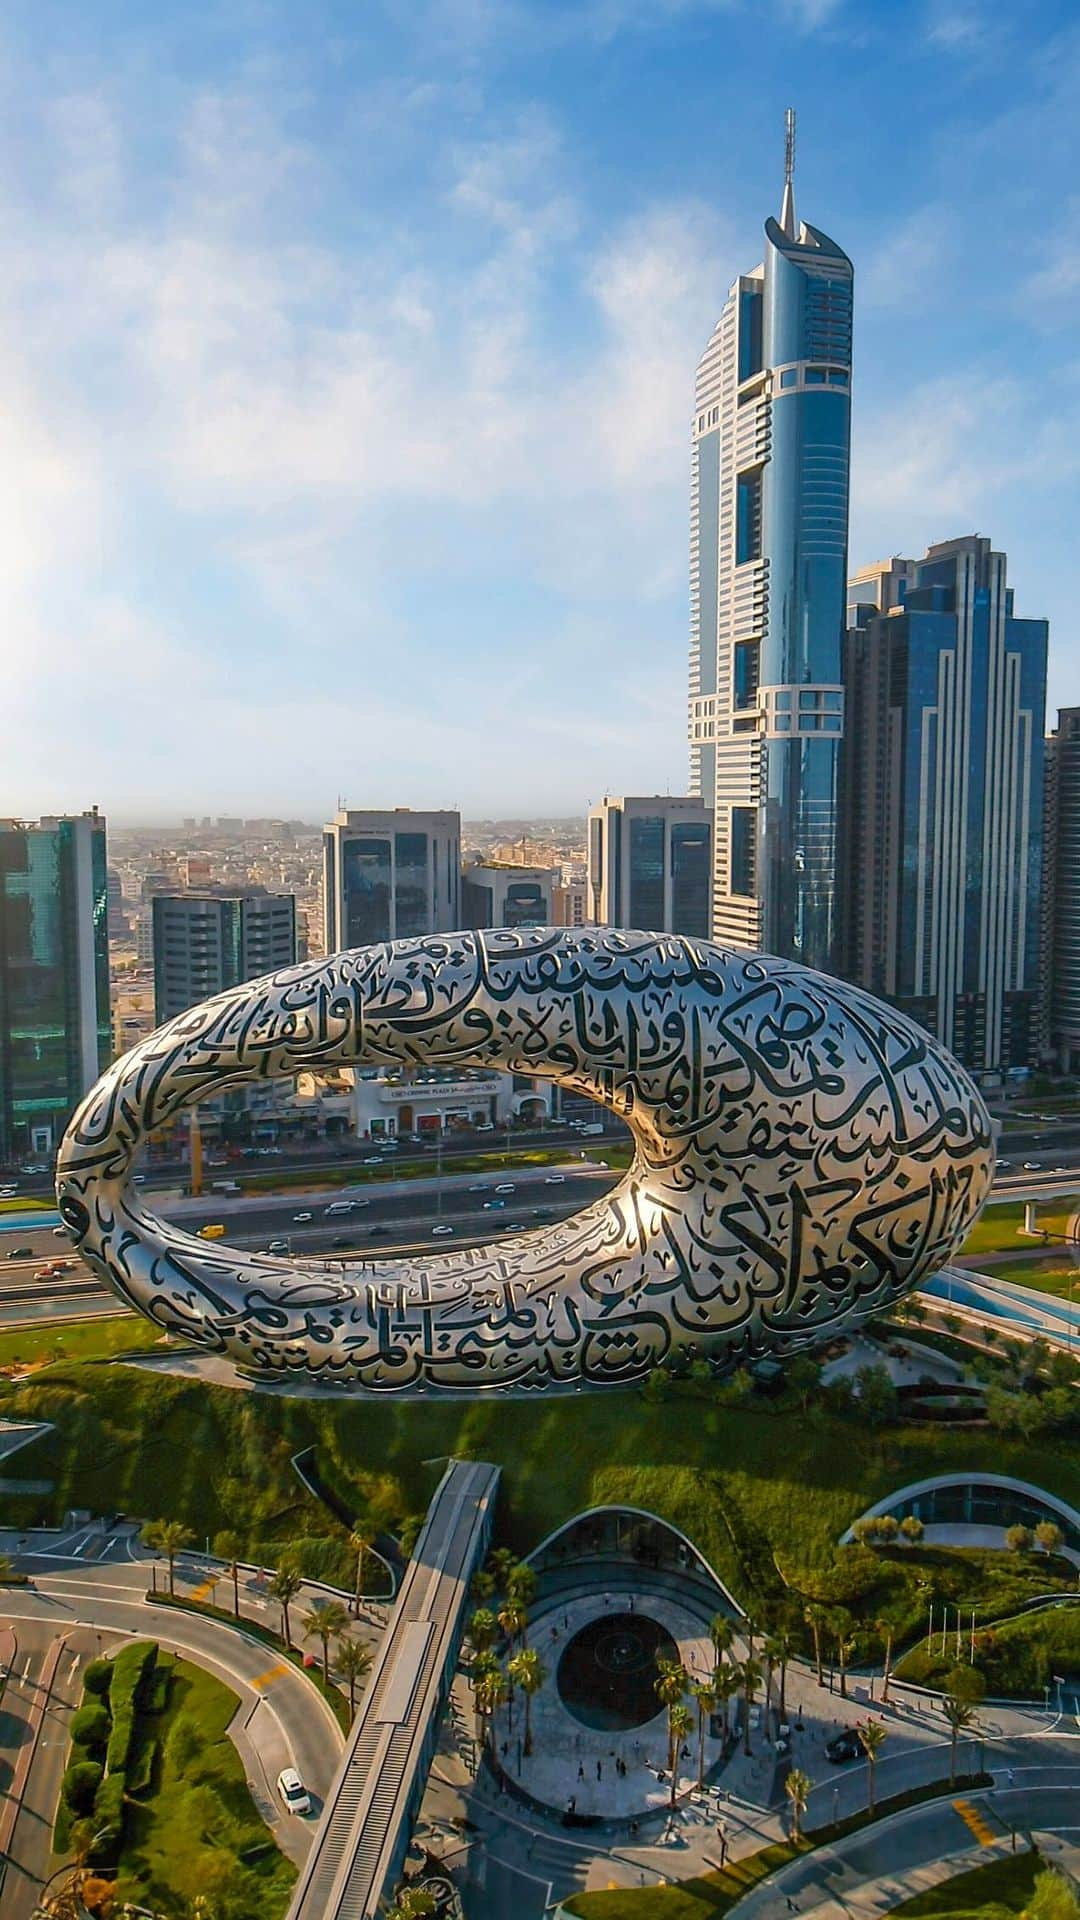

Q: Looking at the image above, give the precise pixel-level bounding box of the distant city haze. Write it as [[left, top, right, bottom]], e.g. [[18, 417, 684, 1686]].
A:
[[0, 0, 1076, 818]]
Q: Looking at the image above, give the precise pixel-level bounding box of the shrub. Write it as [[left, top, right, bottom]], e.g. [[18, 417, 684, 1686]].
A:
[[82, 1658, 112, 1697], [90, 1772, 126, 1864], [105, 1640, 157, 1775], [70, 1702, 111, 1750], [62, 1758, 103, 1814], [126, 1733, 158, 1795]]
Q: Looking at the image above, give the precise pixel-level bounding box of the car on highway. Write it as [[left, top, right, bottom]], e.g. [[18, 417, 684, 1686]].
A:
[[825, 1729, 863, 1764], [276, 1768, 311, 1816], [325, 1200, 365, 1216], [495, 1183, 515, 1194], [996, 1158, 1013, 1170], [292, 1211, 313, 1223], [432, 1224, 455, 1236], [0, 1184, 18, 1197], [6, 1246, 33, 1259], [52, 1225, 68, 1236], [332, 1235, 351, 1248], [369, 1224, 391, 1237], [545, 1174, 566, 1184], [1023, 1161, 1042, 1171], [468, 1184, 489, 1193], [362, 1156, 382, 1165], [482, 1200, 506, 1211], [267, 1238, 289, 1255], [501, 1222, 525, 1232], [34, 1265, 58, 1280]]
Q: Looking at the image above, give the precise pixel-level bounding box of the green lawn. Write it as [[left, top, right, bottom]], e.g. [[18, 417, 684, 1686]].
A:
[[2, 1358, 1076, 1646], [986, 1255, 1079, 1300], [887, 1848, 1043, 1919], [116, 1653, 295, 1919], [563, 1841, 801, 1918], [958, 1199, 1080, 1258], [0, 1316, 151, 1371]]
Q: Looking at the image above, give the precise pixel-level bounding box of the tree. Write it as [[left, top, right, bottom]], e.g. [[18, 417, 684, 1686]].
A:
[[785, 1766, 811, 1841], [301, 1597, 349, 1684], [214, 1530, 242, 1618], [830, 1611, 856, 1700], [470, 1568, 496, 1603], [487, 1546, 517, 1590], [1006, 1524, 1034, 1554], [474, 1662, 507, 1751], [507, 1647, 546, 1757], [854, 1363, 899, 1429], [690, 1678, 717, 1786], [334, 1634, 373, 1718], [709, 1614, 735, 1664], [770, 1628, 794, 1720], [787, 1353, 822, 1411], [142, 1518, 194, 1597], [804, 1604, 827, 1687], [269, 1560, 303, 1647], [941, 1689, 978, 1787], [385, 1889, 437, 1919], [713, 1660, 740, 1743], [348, 1525, 374, 1612], [497, 1597, 528, 1650], [654, 1659, 687, 1776], [467, 1608, 498, 1660], [875, 1616, 898, 1704], [899, 1515, 924, 1546], [667, 1702, 694, 1807], [743, 1613, 759, 1659], [1034, 1520, 1065, 1557], [507, 1563, 536, 1608], [856, 1719, 887, 1811], [762, 1635, 783, 1719], [741, 1657, 763, 1757]]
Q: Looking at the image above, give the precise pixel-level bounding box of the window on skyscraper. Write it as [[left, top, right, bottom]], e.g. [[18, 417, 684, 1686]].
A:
[[730, 808, 757, 899], [736, 470, 762, 565], [734, 641, 760, 710]]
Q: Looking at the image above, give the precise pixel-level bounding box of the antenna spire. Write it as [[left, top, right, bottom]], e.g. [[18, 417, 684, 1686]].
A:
[[780, 106, 797, 240]]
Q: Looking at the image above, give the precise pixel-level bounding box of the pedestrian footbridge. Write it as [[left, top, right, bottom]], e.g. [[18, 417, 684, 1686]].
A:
[[285, 1457, 499, 1920]]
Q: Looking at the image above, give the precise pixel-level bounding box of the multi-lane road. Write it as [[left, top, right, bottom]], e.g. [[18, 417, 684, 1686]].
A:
[[2, 1157, 1080, 1333]]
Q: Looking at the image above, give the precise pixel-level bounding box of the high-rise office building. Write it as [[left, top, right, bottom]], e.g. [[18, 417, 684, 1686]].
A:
[[0, 810, 110, 1161], [841, 535, 1048, 1077], [587, 797, 712, 937], [1044, 708, 1080, 1071], [553, 881, 590, 929], [152, 892, 297, 1024], [689, 112, 852, 967], [461, 863, 556, 930], [322, 809, 461, 952]]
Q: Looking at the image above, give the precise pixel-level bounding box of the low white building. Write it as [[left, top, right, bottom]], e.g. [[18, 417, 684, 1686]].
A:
[[351, 1065, 557, 1139]]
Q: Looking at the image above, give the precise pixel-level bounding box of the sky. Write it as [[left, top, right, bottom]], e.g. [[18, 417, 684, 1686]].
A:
[[0, 0, 1078, 823]]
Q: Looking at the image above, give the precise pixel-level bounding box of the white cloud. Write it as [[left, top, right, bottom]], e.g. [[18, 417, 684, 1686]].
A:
[[859, 207, 952, 310]]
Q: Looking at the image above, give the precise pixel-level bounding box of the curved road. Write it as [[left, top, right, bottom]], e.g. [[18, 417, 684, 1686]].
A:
[[0, 1554, 347, 1916]]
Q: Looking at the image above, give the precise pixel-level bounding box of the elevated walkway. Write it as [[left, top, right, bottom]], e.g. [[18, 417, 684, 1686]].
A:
[[285, 1457, 499, 1920]]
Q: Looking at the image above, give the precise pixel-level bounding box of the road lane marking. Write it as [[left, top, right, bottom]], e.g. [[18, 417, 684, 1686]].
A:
[[251, 1661, 289, 1690], [187, 1576, 220, 1603], [953, 1798, 996, 1845]]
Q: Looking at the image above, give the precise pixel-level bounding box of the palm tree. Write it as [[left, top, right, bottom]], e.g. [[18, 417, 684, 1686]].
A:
[[741, 1656, 763, 1757], [385, 1888, 437, 1919], [804, 1603, 827, 1687], [690, 1678, 717, 1787], [488, 1546, 517, 1590], [498, 1597, 528, 1650], [214, 1531, 242, 1618], [713, 1660, 740, 1744], [269, 1561, 303, 1647], [467, 1607, 498, 1662], [471, 1568, 496, 1604], [743, 1613, 759, 1660], [301, 1597, 349, 1684], [142, 1519, 194, 1597], [875, 1617, 897, 1704], [830, 1612, 856, 1700], [942, 1691, 977, 1788], [474, 1662, 508, 1752], [507, 1647, 546, 1757], [668, 1701, 694, 1807], [709, 1614, 734, 1665], [762, 1636, 782, 1720], [771, 1628, 794, 1720], [348, 1524, 374, 1613], [654, 1659, 687, 1774], [334, 1633, 373, 1718], [856, 1719, 887, 1811], [507, 1562, 536, 1608], [785, 1766, 811, 1841]]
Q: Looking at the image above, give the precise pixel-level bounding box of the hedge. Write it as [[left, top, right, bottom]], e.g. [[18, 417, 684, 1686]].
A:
[[105, 1641, 158, 1775], [62, 1758, 103, 1814], [70, 1702, 111, 1751], [90, 1772, 126, 1865], [82, 1657, 112, 1696]]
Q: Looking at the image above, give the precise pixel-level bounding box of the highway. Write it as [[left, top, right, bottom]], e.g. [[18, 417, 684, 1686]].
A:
[[2, 1159, 1079, 1333]]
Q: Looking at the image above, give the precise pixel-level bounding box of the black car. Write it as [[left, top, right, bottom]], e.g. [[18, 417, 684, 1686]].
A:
[[7, 1246, 33, 1259], [826, 1729, 864, 1764], [333, 1235, 350, 1248], [369, 1224, 391, 1237]]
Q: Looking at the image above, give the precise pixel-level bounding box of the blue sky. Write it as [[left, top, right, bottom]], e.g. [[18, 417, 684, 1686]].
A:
[[1, 0, 1077, 821]]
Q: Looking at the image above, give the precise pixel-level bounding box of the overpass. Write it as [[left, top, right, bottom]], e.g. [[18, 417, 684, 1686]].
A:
[[285, 1457, 499, 1920]]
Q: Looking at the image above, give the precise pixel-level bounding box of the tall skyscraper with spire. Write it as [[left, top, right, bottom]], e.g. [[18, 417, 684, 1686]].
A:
[[689, 112, 853, 969]]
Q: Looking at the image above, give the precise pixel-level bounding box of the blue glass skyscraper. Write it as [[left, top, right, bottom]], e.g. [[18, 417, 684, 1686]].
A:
[[689, 114, 852, 969]]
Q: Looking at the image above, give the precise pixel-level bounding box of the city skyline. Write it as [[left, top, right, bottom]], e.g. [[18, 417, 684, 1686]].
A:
[[0, 0, 1077, 819]]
